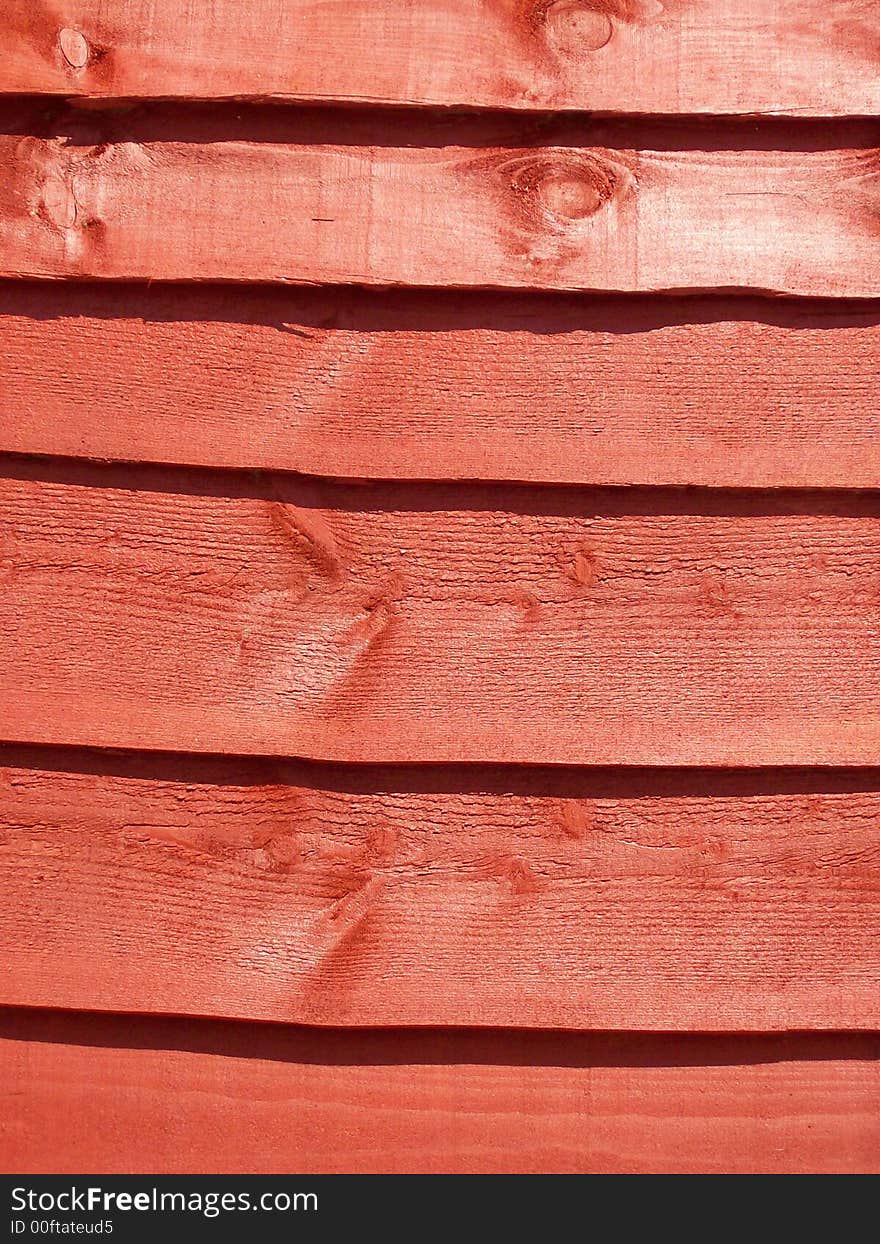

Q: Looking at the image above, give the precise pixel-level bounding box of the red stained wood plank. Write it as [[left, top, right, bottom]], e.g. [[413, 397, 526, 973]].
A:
[[2, 462, 880, 767], [4, 124, 880, 295], [1, 748, 879, 1030], [3, 0, 880, 117], [2, 1010, 878, 1174], [4, 284, 880, 488]]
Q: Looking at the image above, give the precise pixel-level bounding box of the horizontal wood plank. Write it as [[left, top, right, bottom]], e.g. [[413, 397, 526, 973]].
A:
[[4, 284, 880, 487], [3, 0, 880, 117], [1, 749, 879, 1029], [2, 463, 880, 766], [4, 128, 880, 294], [2, 1011, 878, 1173]]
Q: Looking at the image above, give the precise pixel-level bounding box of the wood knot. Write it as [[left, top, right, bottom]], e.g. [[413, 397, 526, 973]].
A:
[[539, 1, 614, 53], [518, 0, 668, 60], [504, 151, 630, 230], [557, 802, 595, 839], [365, 824, 398, 862], [59, 28, 90, 69], [509, 587, 541, 621], [700, 573, 739, 618], [502, 855, 537, 895], [40, 176, 78, 230], [342, 573, 404, 650], [268, 502, 341, 581], [261, 833, 300, 872], [316, 874, 381, 953], [567, 545, 601, 588]]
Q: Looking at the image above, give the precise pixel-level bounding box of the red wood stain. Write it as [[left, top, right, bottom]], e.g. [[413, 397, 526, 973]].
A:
[[3, 1, 877, 114], [3, 1009, 879, 1174], [4, 283, 880, 487], [2, 746, 880, 1031], [0, 1, 878, 1178]]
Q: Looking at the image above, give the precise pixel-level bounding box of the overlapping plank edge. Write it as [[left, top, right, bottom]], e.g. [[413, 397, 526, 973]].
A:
[[3, 109, 880, 294], [5, 1012, 880, 1177], [1, 745, 879, 1030], [3, 460, 880, 766], [3, 0, 880, 117], [4, 283, 880, 487], [3, 1009, 878, 1174]]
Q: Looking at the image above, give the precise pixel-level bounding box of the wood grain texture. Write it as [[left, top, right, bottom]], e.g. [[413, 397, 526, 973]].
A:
[[4, 122, 880, 294], [3, 461, 880, 767], [4, 283, 880, 488], [3, 0, 880, 117], [1, 747, 879, 1030], [2, 1011, 878, 1174]]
